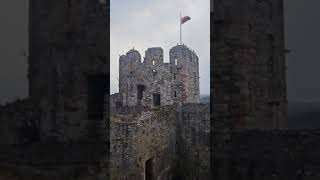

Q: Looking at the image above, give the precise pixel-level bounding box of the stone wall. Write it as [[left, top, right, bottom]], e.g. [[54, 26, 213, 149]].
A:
[[0, 1, 110, 179], [110, 106, 178, 180], [0, 143, 106, 180], [29, 0, 109, 142], [110, 104, 210, 179], [110, 93, 122, 108], [177, 104, 210, 180], [0, 98, 108, 180], [214, 130, 320, 180], [213, 0, 287, 129], [0, 99, 40, 145]]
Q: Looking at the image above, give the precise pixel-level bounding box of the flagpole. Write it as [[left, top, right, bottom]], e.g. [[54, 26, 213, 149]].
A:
[[180, 12, 182, 45]]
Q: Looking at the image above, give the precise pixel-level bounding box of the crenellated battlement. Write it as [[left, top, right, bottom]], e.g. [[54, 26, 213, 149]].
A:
[[116, 44, 200, 107], [115, 45, 200, 107]]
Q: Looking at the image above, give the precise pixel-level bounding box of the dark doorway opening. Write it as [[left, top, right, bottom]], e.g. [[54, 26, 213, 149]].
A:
[[153, 94, 161, 106], [137, 85, 145, 99], [87, 74, 108, 120], [145, 158, 154, 180]]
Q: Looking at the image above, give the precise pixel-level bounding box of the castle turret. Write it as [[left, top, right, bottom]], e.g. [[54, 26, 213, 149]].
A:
[[170, 45, 200, 104], [144, 47, 164, 66], [119, 49, 142, 106], [116, 45, 200, 107]]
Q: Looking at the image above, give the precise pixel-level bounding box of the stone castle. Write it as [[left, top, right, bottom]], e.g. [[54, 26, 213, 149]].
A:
[[110, 45, 207, 180], [111, 45, 200, 107], [0, 0, 320, 180]]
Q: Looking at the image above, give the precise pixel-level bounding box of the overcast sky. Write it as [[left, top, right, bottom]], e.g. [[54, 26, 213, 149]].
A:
[[110, 0, 210, 95], [0, 0, 319, 103]]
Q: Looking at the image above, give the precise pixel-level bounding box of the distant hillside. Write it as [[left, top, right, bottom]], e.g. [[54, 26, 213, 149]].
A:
[[289, 101, 320, 129], [200, 95, 210, 104]]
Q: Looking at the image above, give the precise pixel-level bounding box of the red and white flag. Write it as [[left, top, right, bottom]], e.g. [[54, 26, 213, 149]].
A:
[[181, 16, 191, 24]]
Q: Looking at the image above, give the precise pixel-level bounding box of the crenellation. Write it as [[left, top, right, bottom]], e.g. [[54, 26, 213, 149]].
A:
[[116, 44, 200, 108], [144, 47, 164, 65]]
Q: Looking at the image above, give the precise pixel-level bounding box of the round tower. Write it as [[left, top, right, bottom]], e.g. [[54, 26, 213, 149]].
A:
[[169, 45, 200, 104], [119, 49, 142, 106]]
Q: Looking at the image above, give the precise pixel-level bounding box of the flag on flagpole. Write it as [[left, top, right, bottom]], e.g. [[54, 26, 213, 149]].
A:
[[181, 16, 191, 24], [179, 13, 191, 44]]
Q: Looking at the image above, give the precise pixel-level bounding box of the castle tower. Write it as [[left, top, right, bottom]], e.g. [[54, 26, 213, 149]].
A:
[[170, 45, 200, 104], [28, 0, 109, 142], [213, 0, 287, 129], [144, 47, 164, 66], [119, 49, 142, 106], [117, 45, 200, 107]]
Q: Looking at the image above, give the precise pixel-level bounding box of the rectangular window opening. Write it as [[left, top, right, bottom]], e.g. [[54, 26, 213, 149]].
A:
[[137, 85, 145, 100], [87, 74, 108, 120], [153, 94, 161, 106]]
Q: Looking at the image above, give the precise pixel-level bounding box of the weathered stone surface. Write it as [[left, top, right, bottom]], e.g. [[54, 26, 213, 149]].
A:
[[115, 45, 200, 107], [213, 0, 287, 130], [214, 130, 320, 180], [110, 104, 210, 180], [28, 0, 109, 142], [0, 1, 109, 179], [212, 1, 320, 180]]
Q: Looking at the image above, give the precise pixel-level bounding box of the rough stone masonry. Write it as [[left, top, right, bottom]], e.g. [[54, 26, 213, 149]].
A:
[[110, 104, 210, 180], [0, 0, 109, 179], [112, 45, 200, 107], [110, 43, 209, 179], [213, 0, 320, 179]]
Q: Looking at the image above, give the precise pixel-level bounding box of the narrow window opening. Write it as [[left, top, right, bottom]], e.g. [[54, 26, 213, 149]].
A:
[[174, 59, 178, 66], [87, 74, 108, 120], [152, 60, 155, 66], [173, 73, 176, 80], [145, 158, 154, 180], [174, 91, 177, 98], [153, 94, 161, 106], [137, 85, 145, 100]]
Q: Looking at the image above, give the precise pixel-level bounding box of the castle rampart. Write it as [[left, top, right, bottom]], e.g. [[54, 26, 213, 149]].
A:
[[116, 45, 200, 108], [110, 104, 210, 180]]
